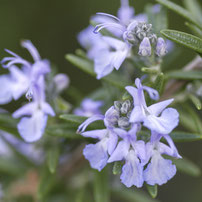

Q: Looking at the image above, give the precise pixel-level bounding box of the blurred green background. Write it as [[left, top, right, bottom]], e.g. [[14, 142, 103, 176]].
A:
[[0, 0, 201, 201]]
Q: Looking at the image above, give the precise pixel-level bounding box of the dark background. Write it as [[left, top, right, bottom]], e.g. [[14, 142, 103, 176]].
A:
[[0, 0, 201, 201]]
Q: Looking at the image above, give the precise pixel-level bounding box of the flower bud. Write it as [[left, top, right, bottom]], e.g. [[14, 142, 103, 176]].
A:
[[156, 37, 167, 57], [120, 100, 131, 114], [53, 74, 69, 92], [138, 37, 151, 56], [118, 117, 130, 129]]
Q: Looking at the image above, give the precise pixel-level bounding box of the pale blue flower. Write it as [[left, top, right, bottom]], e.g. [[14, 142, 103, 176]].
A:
[[77, 106, 120, 171], [126, 78, 179, 135], [13, 77, 55, 142], [77, 26, 109, 59], [78, 26, 130, 79], [82, 129, 118, 171], [74, 98, 103, 117], [0, 40, 54, 142], [108, 125, 146, 187], [0, 40, 50, 103], [144, 132, 181, 185], [94, 36, 131, 79], [93, 0, 147, 38], [0, 66, 29, 104]]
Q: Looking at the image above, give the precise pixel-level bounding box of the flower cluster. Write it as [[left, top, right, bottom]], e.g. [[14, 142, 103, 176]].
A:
[[78, 0, 168, 79], [77, 78, 181, 187], [0, 41, 55, 142]]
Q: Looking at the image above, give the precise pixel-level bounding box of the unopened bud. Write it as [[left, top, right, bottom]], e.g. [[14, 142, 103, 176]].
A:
[[120, 100, 131, 114], [138, 37, 151, 56], [118, 117, 130, 129], [54, 74, 69, 92], [156, 37, 167, 57]]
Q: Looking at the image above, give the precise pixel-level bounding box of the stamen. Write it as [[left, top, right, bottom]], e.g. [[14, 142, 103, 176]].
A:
[[96, 12, 121, 22], [5, 49, 21, 58], [94, 23, 125, 34]]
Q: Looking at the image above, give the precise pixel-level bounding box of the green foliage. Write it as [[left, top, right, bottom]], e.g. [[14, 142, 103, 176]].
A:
[[60, 114, 104, 130], [111, 188, 159, 202], [156, 0, 202, 29], [37, 166, 56, 200], [0, 157, 25, 176], [171, 157, 201, 177], [152, 73, 165, 95], [112, 161, 123, 175], [183, 0, 202, 25], [161, 29, 202, 54], [188, 94, 201, 110], [170, 131, 202, 142], [166, 70, 202, 80], [47, 146, 60, 174], [94, 169, 110, 202], [185, 22, 202, 38], [146, 184, 158, 199], [0, 114, 20, 138]]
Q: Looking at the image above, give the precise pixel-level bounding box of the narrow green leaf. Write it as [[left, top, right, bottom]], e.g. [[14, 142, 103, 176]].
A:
[[140, 130, 202, 142], [171, 156, 201, 177], [0, 114, 20, 138], [170, 131, 202, 142], [66, 54, 94, 75], [146, 184, 158, 199], [161, 29, 202, 53], [46, 128, 79, 139], [94, 169, 109, 202], [156, 0, 202, 29], [75, 189, 86, 202], [0, 125, 19, 138], [141, 67, 159, 74], [65, 54, 130, 89], [183, 0, 202, 25], [47, 147, 60, 174], [188, 94, 202, 110], [60, 114, 87, 124], [112, 188, 159, 202], [178, 108, 198, 133], [184, 104, 202, 134], [166, 70, 202, 80], [59, 114, 104, 130], [75, 49, 88, 59], [112, 161, 122, 175], [153, 73, 165, 95], [37, 166, 55, 200], [185, 22, 202, 38]]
